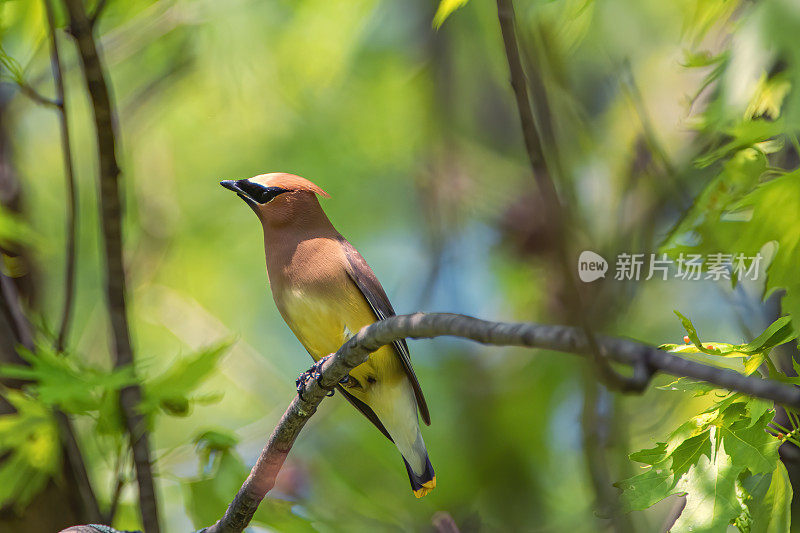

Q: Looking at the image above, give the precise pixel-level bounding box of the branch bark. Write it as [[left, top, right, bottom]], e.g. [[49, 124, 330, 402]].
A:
[[60, 1, 160, 531], [203, 312, 800, 533]]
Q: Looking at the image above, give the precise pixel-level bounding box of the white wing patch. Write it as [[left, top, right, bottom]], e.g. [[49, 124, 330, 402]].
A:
[[343, 324, 354, 340]]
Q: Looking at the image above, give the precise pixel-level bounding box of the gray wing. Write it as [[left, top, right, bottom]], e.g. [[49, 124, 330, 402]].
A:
[[339, 238, 431, 426]]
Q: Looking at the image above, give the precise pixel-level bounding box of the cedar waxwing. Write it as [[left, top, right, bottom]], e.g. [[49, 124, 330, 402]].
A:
[[221, 173, 435, 498]]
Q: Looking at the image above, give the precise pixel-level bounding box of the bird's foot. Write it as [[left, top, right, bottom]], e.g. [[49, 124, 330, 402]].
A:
[[296, 354, 346, 401]]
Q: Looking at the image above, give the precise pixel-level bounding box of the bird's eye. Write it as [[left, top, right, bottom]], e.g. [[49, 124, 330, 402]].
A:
[[366, 376, 377, 384], [256, 186, 288, 204]]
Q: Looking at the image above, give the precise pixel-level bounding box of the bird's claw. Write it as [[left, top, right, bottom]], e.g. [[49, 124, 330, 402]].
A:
[[295, 355, 342, 401]]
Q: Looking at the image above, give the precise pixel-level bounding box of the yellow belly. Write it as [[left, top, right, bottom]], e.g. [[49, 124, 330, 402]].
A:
[[278, 286, 401, 392]]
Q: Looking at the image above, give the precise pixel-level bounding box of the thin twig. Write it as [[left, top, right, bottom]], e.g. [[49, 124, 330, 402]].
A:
[[11, 80, 61, 108], [55, 410, 104, 522], [105, 447, 128, 525], [203, 312, 800, 533], [0, 272, 34, 350], [90, 0, 110, 27], [43, 0, 79, 353], [61, 1, 160, 531], [581, 374, 633, 533]]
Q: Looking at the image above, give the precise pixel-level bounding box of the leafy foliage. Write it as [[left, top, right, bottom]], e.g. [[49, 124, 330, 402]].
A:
[[617, 314, 795, 531], [663, 0, 800, 338], [0, 389, 60, 511], [140, 341, 230, 419], [0, 341, 230, 422], [661, 313, 796, 375], [3, 0, 800, 529], [1, 345, 135, 417], [617, 389, 785, 532], [0, 341, 230, 515]]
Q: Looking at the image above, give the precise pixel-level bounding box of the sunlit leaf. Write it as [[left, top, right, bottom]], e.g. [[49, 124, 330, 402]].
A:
[[664, 313, 796, 375], [0, 344, 136, 416], [618, 393, 780, 531], [671, 435, 741, 533], [432, 0, 470, 29], [0, 389, 60, 511], [745, 74, 791, 120]]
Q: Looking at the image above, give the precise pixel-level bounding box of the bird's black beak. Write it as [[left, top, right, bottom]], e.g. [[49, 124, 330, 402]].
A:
[[220, 179, 259, 212], [221, 179, 259, 203]]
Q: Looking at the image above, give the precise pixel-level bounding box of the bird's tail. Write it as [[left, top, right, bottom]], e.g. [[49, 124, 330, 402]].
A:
[[403, 454, 436, 498]]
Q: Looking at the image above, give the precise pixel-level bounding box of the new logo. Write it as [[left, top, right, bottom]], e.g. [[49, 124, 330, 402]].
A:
[[578, 251, 608, 282]]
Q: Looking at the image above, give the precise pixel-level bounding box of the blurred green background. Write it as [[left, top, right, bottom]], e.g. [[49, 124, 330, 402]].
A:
[[2, 0, 798, 530]]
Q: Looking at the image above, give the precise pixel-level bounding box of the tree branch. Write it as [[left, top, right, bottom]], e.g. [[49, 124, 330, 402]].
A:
[[61, 1, 160, 531], [203, 312, 800, 533], [43, 0, 79, 353], [495, 0, 644, 391]]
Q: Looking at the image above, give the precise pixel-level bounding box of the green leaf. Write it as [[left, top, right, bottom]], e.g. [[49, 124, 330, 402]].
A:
[[660, 342, 742, 356], [619, 393, 781, 531], [629, 442, 667, 465], [664, 314, 796, 375], [748, 463, 792, 533], [739, 316, 796, 354], [694, 121, 783, 168], [616, 467, 677, 512], [142, 341, 231, 419], [663, 148, 766, 252], [617, 432, 712, 512], [657, 377, 716, 396], [720, 413, 779, 475], [0, 389, 60, 511], [671, 434, 741, 533], [432, 0, 470, 29], [0, 344, 136, 416], [745, 398, 773, 428]]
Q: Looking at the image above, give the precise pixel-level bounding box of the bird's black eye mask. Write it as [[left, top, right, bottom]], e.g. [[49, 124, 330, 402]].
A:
[[220, 179, 289, 205]]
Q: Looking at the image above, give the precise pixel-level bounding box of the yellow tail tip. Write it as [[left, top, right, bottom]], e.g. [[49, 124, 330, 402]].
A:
[[413, 476, 436, 498]]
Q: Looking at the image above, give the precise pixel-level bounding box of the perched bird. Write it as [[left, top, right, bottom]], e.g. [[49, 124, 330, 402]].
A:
[[221, 173, 435, 498]]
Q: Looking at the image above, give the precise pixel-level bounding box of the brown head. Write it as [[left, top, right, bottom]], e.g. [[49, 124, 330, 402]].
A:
[[220, 173, 332, 229]]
